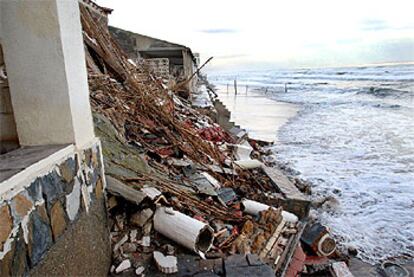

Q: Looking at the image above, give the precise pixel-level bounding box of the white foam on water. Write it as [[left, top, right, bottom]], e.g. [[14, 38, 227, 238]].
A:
[[211, 63, 414, 263]]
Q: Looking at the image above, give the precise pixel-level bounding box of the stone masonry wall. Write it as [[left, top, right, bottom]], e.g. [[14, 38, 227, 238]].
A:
[[0, 142, 109, 276]]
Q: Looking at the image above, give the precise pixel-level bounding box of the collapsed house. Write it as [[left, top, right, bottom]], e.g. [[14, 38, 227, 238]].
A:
[[80, 4, 352, 277], [0, 1, 360, 276], [109, 26, 199, 97]]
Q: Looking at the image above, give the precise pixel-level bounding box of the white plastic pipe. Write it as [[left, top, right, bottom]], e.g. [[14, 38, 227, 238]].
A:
[[153, 206, 214, 253], [241, 199, 298, 223]]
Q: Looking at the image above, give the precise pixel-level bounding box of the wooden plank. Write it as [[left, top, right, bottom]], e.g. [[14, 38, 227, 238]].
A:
[[278, 221, 307, 276], [259, 219, 286, 259]]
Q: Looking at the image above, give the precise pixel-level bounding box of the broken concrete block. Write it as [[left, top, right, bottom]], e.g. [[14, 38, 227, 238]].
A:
[[200, 172, 221, 189], [262, 166, 310, 218], [121, 242, 137, 254], [217, 187, 237, 206], [141, 187, 162, 200], [115, 259, 131, 273], [234, 159, 262, 169], [331, 262, 354, 277], [143, 222, 152, 235], [140, 235, 151, 247], [130, 208, 153, 227], [153, 251, 178, 274], [135, 266, 145, 275], [113, 234, 128, 253], [225, 254, 274, 277], [107, 196, 118, 210], [130, 229, 138, 243], [106, 175, 146, 205]]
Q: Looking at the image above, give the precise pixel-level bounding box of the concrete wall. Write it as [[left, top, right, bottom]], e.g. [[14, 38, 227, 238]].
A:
[[0, 45, 19, 153], [1, 0, 95, 147], [0, 141, 110, 276], [182, 49, 196, 93]]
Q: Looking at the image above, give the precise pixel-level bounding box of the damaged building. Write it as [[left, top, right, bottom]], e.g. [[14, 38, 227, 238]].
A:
[[0, 1, 371, 277], [109, 26, 199, 96]]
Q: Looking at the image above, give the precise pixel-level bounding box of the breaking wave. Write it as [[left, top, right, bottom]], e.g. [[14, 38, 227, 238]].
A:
[[210, 63, 414, 264]]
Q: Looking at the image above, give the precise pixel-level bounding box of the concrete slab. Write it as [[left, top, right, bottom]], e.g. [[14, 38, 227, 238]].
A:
[[0, 145, 69, 183]]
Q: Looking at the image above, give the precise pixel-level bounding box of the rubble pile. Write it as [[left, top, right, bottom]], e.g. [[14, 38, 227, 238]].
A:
[[80, 5, 354, 277]]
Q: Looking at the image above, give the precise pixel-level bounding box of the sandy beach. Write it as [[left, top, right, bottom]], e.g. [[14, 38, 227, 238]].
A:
[[216, 86, 298, 143]]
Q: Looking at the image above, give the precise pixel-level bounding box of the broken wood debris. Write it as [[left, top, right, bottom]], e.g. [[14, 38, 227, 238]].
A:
[[76, 5, 352, 276]]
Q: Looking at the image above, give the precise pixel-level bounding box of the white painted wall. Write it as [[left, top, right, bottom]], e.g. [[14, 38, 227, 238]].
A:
[[0, 0, 95, 147]]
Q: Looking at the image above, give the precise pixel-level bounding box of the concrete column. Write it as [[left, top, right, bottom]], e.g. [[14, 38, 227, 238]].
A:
[[0, 0, 95, 147]]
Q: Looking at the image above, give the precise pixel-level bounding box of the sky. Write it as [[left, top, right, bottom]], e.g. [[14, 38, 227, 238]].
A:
[[97, 0, 414, 70]]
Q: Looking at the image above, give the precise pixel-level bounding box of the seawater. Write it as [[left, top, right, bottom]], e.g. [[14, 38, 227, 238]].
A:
[[210, 64, 414, 263]]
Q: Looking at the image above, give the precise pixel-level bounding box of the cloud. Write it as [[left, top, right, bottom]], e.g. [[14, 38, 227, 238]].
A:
[[199, 28, 238, 34], [215, 54, 248, 60], [360, 19, 389, 31], [371, 38, 414, 62]]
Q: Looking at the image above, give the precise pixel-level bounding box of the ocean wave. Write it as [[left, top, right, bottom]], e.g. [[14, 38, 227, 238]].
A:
[[358, 87, 413, 98]]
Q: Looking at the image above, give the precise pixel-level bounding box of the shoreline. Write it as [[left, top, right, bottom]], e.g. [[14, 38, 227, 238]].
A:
[[215, 85, 299, 143], [212, 82, 414, 274]]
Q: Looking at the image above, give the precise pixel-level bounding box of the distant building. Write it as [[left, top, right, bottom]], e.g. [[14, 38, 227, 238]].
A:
[[109, 26, 198, 95]]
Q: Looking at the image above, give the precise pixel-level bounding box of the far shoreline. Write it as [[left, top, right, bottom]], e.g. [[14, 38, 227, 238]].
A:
[[215, 85, 299, 143]]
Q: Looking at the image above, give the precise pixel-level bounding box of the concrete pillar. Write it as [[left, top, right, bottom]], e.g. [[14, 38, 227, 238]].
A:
[[0, 0, 95, 147]]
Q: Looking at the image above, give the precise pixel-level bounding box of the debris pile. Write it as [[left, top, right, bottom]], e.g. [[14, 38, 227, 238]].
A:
[[80, 5, 356, 276]]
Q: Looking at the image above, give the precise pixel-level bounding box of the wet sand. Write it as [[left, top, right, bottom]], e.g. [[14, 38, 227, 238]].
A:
[[216, 87, 299, 143]]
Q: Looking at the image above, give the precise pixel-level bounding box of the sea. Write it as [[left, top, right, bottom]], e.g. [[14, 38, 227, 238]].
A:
[[209, 63, 414, 264]]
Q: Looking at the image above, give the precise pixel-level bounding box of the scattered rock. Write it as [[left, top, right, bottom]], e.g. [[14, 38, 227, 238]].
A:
[[121, 242, 137, 253], [107, 196, 118, 210], [130, 208, 153, 227], [162, 244, 175, 256], [115, 259, 131, 273], [140, 236, 151, 247], [113, 234, 128, 253], [141, 187, 162, 200], [135, 266, 145, 275], [347, 245, 358, 256], [143, 222, 152, 236], [153, 251, 178, 274], [130, 229, 138, 243]]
